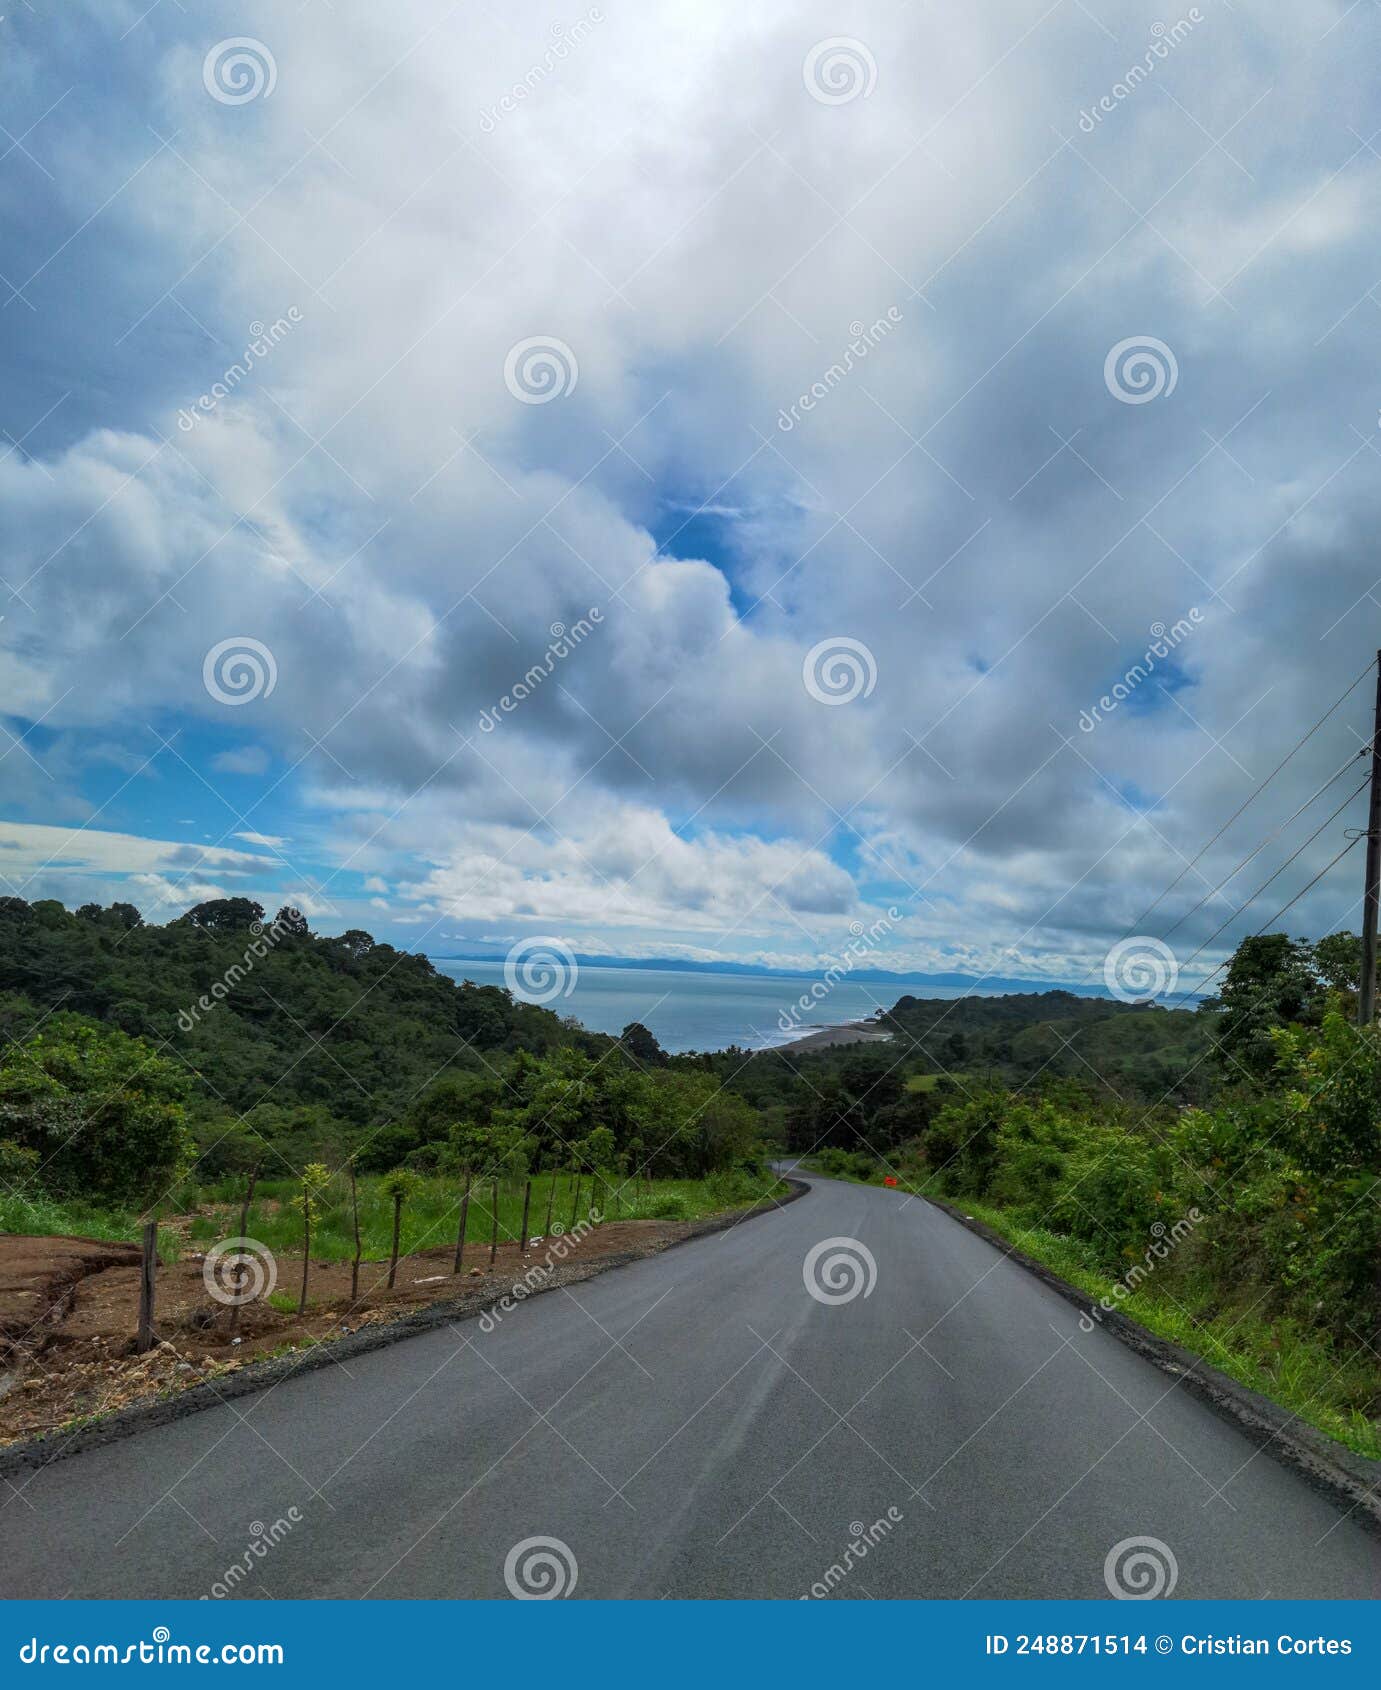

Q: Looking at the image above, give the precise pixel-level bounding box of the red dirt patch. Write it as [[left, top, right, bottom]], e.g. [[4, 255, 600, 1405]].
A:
[[0, 1234, 142, 1353], [0, 1221, 690, 1446]]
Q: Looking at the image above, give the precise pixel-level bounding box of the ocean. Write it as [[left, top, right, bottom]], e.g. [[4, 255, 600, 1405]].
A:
[[429, 958, 975, 1054]]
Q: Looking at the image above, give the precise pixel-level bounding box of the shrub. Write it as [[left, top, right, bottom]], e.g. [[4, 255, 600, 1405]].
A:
[[0, 1022, 191, 1204], [637, 1193, 691, 1220]]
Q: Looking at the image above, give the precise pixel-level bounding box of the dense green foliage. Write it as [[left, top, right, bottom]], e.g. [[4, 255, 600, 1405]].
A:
[[0, 1021, 192, 1203], [0, 897, 762, 1209], [0, 894, 1373, 1455], [885, 1008, 1379, 1342], [1210, 931, 1367, 1082], [804, 1009, 1379, 1451], [0, 895, 597, 1134], [880, 990, 1214, 1100]]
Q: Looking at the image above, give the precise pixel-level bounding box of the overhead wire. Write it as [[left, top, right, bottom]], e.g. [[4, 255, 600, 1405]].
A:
[[1125, 654, 1377, 935], [1175, 776, 1370, 982], [1180, 835, 1363, 1002], [1160, 745, 1367, 940]]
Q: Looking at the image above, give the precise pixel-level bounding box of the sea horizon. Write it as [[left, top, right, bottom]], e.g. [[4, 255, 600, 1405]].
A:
[[427, 954, 1125, 1055]]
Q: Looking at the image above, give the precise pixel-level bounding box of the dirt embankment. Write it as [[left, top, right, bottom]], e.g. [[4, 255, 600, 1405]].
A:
[[0, 1221, 689, 1448]]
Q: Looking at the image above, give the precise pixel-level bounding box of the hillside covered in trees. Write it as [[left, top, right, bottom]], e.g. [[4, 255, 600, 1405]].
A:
[[0, 897, 759, 1206]]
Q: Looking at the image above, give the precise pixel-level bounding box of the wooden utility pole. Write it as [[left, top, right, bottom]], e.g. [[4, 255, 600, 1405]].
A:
[[1360, 650, 1381, 1028]]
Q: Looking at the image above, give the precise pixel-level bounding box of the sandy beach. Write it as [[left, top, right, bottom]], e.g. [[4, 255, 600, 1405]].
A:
[[776, 1019, 894, 1054]]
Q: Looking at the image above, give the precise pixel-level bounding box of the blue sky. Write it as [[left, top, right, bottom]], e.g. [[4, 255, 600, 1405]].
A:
[[3, 0, 1380, 993]]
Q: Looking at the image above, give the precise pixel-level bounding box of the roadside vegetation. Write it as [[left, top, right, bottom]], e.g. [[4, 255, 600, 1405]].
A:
[[0, 896, 1374, 1460], [793, 936, 1380, 1458]]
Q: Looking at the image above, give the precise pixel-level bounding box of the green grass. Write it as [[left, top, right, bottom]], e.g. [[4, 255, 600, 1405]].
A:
[[0, 1191, 182, 1263], [2, 1169, 786, 1268], [953, 1198, 1380, 1462]]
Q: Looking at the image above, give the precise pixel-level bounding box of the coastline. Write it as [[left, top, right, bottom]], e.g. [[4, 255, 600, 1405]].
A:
[[774, 1019, 894, 1054]]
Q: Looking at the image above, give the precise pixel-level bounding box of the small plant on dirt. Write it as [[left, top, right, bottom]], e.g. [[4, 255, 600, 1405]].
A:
[[291, 1162, 331, 1314], [577, 1126, 616, 1218], [380, 1167, 420, 1289]]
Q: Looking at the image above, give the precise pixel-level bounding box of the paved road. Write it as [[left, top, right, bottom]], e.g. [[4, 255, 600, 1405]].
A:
[[2, 1173, 1377, 1599]]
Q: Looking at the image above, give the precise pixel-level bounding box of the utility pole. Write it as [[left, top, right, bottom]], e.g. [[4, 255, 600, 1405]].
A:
[[1359, 649, 1381, 1027]]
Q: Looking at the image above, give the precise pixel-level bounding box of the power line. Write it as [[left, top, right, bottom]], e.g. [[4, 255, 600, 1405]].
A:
[[1161, 745, 1366, 940], [1185, 835, 1362, 1000], [1176, 776, 1370, 979], [1126, 654, 1376, 934]]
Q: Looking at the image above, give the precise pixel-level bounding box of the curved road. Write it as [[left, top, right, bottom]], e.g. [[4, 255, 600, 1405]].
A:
[[2, 1173, 1377, 1599]]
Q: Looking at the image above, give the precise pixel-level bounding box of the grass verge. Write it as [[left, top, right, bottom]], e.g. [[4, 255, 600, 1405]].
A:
[[1, 1170, 787, 1269]]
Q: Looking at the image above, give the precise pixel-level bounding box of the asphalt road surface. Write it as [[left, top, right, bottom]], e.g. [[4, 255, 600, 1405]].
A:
[[2, 1173, 1377, 1599]]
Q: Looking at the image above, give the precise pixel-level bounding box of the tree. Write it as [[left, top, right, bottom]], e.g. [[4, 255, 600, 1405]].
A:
[[1310, 931, 1364, 998], [619, 1021, 667, 1068], [576, 1126, 617, 1213], [180, 898, 265, 934], [273, 906, 310, 939], [381, 1168, 420, 1289], [1213, 934, 1318, 1083], [292, 1163, 331, 1313], [0, 1023, 191, 1204]]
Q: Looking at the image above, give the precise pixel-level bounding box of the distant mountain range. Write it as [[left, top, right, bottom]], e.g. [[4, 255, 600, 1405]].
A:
[[427, 949, 1201, 1001]]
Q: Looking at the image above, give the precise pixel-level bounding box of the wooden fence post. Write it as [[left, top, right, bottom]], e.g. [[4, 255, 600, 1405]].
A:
[[453, 1172, 472, 1274], [519, 1179, 532, 1255], [136, 1220, 158, 1353], [489, 1179, 500, 1267]]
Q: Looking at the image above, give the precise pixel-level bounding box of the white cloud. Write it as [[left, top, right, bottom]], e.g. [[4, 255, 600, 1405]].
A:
[[4, 0, 1381, 986], [213, 746, 271, 775]]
